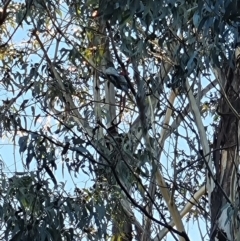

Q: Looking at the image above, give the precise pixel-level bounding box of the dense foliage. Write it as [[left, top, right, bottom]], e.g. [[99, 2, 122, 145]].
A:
[[0, 0, 240, 240]]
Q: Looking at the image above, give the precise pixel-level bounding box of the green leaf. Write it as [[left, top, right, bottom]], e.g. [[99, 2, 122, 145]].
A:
[[34, 114, 41, 126], [18, 136, 28, 153], [31, 106, 35, 117], [193, 12, 200, 27], [56, 8, 63, 18]]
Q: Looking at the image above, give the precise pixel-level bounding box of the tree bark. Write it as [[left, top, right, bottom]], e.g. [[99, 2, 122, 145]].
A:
[[210, 66, 240, 241]]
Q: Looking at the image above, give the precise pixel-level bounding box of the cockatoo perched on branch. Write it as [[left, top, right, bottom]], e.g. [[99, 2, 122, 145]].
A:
[[104, 67, 129, 92]]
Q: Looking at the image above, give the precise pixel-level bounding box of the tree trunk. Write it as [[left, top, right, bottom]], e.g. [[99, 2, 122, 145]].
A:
[[210, 66, 240, 241], [92, 8, 133, 239]]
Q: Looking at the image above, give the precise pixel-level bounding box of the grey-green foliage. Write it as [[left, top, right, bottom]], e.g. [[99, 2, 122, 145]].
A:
[[99, 0, 239, 86], [0, 0, 239, 240], [0, 172, 110, 241]]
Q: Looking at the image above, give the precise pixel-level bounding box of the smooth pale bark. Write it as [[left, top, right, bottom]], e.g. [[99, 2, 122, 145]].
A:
[[153, 90, 188, 241], [152, 80, 217, 240], [185, 79, 213, 192], [97, 19, 133, 240], [153, 185, 207, 241]]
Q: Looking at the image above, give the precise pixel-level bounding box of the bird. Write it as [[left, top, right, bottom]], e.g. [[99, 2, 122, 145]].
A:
[[104, 67, 129, 92]]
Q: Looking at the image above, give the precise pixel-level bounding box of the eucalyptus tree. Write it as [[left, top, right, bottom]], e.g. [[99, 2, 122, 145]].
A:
[[0, 0, 240, 241]]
